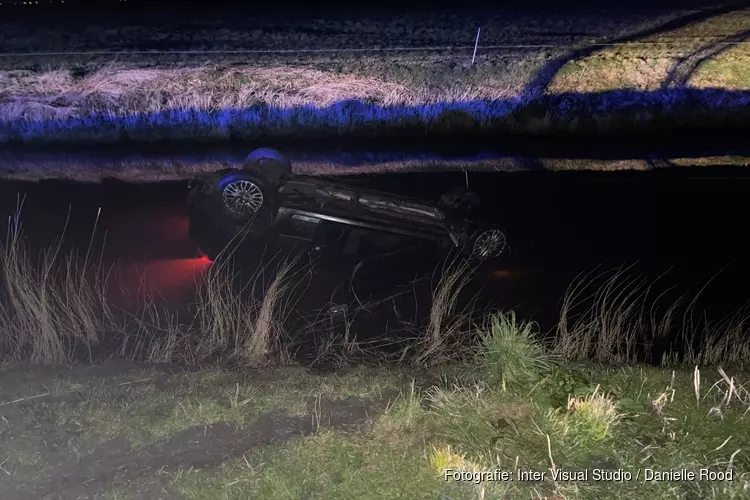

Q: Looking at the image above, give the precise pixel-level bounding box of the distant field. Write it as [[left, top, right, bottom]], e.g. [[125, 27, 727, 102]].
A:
[[0, 6, 748, 147]]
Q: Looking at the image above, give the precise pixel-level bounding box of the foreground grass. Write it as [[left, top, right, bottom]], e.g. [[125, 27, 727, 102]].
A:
[[61, 365, 410, 446], [2, 210, 750, 497], [2, 356, 749, 499], [0, 8, 748, 146]]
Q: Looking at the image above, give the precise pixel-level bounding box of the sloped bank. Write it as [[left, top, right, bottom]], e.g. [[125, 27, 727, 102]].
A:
[[1, 88, 749, 150], [1, 147, 749, 182]]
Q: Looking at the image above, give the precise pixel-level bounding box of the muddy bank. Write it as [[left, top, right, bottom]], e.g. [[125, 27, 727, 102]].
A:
[[0, 361, 397, 500]]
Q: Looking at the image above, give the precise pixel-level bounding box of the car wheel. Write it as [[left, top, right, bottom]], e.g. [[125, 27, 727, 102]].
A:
[[439, 186, 481, 214], [217, 172, 266, 220], [470, 227, 508, 261], [245, 147, 293, 187]]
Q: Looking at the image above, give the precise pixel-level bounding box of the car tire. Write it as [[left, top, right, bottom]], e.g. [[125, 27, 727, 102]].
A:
[[468, 225, 509, 262], [244, 147, 293, 188], [217, 171, 269, 221], [438, 186, 481, 215], [214, 169, 281, 244], [214, 147, 292, 221]]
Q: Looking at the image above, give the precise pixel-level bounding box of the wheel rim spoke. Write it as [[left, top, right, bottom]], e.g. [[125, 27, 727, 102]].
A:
[[223, 180, 263, 216], [473, 230, 507, 259]]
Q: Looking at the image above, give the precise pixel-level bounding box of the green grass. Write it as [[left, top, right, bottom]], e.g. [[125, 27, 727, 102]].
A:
[[3, 312, 749, 499], [164, 363, 750, 499], [173, 430, 443, 500], [53, 365, 409, 446], [477, 311, 551, 388]]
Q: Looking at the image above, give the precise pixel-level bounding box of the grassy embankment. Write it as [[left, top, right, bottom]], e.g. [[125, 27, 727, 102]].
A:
[[3, 150, 750, 183], [1, 208, 750, 498], [0, 7, 748, 152]]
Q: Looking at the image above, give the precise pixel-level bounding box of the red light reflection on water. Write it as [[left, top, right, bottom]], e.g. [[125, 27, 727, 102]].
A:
[[490, 268, 518, 279], [109, 256, 212, 308]]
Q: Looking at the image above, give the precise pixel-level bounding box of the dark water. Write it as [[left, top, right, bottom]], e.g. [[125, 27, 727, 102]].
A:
[[1, 167, 749, 354]]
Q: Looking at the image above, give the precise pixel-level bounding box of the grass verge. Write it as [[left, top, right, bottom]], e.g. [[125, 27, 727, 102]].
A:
[[2, 320, 749, 499]]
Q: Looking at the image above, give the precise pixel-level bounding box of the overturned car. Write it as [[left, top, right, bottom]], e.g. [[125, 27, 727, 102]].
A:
[[187, 148, 509, 264]]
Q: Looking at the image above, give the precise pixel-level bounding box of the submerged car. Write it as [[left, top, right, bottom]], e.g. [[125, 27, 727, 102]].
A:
[[187, 148, 509, 263]]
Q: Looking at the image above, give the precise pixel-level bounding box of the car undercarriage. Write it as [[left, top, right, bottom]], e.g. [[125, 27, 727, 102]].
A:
[[187, 148, 509, 264]]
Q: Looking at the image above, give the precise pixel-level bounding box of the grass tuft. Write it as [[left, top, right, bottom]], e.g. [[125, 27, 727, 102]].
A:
[[0, 200, 109, 363], [241, 256, 298, 366], [428, 444, 467, 474], [565, 385, 624, 442], [553, 265, 750, 367], [478, 311, 551, 388], [414, 254, 476, 366], [554, 266, 652, 364], [373, 380, 424, 440]]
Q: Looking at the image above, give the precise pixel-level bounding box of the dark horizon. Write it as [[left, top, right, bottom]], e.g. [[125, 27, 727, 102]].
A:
[[0, 0, 736, 12]]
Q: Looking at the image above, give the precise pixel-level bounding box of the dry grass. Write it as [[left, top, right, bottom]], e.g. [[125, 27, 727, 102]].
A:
[[0, 207, 302, 366], [0, 8, 748, 146], [1, 153, 749, 184], [0, 199, 110, 363], [240, 256, 298, 365], [4, 201, 750, 370], [554, 265, 750, 366], [684, 305, 750, 366], [133, 302, 186, 364], [0, 66, 428, 121], [554, 265, 659, 363], [0, 60, 747, 145], [9, 154, 750, 184], [192, 256, 257, 361], [413, 254, 477, 366], [149, 249, 302, 367]]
